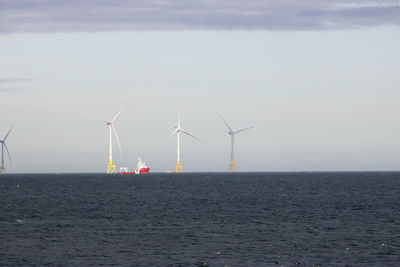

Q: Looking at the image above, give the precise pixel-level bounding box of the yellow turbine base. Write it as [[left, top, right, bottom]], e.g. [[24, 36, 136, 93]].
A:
[[229, 161, 236, 172], [106, 159, 116, 174], [0, 166, 5, 174], [175, 160, 183, 173]]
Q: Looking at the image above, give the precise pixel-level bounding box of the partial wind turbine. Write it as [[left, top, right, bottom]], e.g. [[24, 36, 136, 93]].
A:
[[0, 124, 14, 174], [218, 114, 253, 172], [166, 111, 203, 173], [85, 107, 125, 174]]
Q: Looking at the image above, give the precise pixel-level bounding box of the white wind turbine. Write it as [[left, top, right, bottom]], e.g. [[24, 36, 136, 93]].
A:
[[0, 124, 14, 174], [85, 107, 124, 174], [218, 114, 253, 172], [166, 111, 203, 173]]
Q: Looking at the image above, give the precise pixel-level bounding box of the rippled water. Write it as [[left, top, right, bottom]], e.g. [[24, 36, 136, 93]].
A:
[[1, 172, 400, 266]]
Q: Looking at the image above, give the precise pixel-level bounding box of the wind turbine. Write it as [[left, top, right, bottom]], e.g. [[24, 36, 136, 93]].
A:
[[218, 114, 253, 172], [85, 107, 124, 174], [166, 111, 203, 173], [0, 124, 14, 174]]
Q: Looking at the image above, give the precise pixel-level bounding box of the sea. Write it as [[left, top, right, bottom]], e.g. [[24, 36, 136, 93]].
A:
[[1, 172, 400, 266]]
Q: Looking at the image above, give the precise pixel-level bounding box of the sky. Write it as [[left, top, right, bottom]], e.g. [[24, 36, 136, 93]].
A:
[[1, 0, 400, 173]]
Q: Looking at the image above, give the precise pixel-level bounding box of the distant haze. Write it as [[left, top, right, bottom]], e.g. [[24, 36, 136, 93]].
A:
[[0, 1, 399, 172]]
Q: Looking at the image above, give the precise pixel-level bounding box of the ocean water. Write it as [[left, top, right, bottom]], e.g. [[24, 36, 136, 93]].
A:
[[1, 172, 400, 266]]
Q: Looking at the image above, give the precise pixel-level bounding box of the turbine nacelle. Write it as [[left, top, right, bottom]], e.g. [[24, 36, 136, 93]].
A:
[[218, 113, 253, 136], [167, 127, 203, 144]]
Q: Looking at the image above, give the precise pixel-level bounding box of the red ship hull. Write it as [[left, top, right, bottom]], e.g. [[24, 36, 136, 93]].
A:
[[120, 167, 150, 174], [137, 167, 150, 174]]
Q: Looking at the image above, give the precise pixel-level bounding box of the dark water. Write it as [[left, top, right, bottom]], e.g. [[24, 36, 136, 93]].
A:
[[1, 172, 400, 266]]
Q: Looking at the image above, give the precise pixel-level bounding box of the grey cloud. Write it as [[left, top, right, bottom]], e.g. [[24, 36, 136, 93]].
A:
[[0, 88, 25, 93], [0, 0, 399, 32], [0, 78, 33, 83], [0, 79, 35, 93]]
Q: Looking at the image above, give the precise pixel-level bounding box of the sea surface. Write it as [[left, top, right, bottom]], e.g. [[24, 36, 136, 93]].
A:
[[1, 172, 400, 266]]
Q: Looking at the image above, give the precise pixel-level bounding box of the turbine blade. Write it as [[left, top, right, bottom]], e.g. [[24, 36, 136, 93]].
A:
[[83, 113, 108, 124], [217, 113, 233, 132], [4, 143, 11, 164], [234, 126, 254, 135], [163, 129, 178, 143], [111, 99, 131, 123], [181, 129, 204, 144], [178, 106, 181, 129], [112, 124, 123, 160], [111, 110, 123, 124], [3, 124, 14, 141]]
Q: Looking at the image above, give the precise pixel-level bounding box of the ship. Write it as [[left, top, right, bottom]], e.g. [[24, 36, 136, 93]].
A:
[[120, 158, 150, 174]]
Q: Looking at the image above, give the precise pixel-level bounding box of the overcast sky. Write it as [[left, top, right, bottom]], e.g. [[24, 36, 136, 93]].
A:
[[1, 1, 400, 173], [1, 0, 400, 31]]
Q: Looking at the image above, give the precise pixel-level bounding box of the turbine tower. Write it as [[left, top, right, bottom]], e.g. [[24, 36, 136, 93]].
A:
[[166, 111, 203, 173], [0, 124, 14, 174], [86, 107, 124, 174], [218, 114, 253, 172]]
